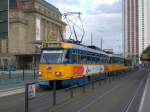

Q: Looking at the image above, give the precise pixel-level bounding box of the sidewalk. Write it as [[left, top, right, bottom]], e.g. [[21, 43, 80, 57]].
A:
[[0, 69, 37, 86], [0, 79, 38, 98], [0, 79, 37, 90]]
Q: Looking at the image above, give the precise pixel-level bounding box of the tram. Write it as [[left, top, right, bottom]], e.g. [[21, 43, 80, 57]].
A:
[[38, 42, 131, 87]]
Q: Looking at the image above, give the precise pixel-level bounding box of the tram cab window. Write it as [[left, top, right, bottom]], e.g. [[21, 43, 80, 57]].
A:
[[71, 53, 77, 63], [63, 50, 70, 63], [40, 50, 63, 64], [81, 55, 87, 64]]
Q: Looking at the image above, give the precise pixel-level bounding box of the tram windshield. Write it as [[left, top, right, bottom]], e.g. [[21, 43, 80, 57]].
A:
[[40, 50, 65, 64]]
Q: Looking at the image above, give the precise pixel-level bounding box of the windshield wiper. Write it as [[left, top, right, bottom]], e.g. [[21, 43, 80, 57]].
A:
[[43, 55, 49, 64]]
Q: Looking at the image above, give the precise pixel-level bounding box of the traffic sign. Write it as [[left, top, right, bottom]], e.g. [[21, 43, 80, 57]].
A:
[[25, 83, 36, 112], [28, 84, 36, 99]]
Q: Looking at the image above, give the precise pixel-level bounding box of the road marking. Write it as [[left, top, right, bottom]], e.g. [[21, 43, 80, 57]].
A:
[[123, 76, 144, 112], [138, 71, 149, 112], [77, 85, 121, 112]]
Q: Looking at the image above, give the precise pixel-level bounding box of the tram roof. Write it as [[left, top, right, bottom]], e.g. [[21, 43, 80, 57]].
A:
[[41, 42, 108, 55]]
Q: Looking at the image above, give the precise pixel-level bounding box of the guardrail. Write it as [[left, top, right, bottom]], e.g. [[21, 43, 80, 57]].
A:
[[0, 69, 37, 85]]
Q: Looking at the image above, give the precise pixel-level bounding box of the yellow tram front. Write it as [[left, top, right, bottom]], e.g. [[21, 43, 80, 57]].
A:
[[38, 42, 74, 81]]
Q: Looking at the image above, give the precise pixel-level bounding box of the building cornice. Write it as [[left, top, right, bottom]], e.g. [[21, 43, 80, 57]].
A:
[[24, 8, 66, 26]]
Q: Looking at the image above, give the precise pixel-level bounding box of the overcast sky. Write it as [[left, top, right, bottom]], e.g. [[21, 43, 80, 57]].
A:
[[45, 0, 150, 54]]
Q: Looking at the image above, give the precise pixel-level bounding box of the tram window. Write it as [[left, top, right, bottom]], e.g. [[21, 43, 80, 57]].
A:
[[91, 56, 95, 64], [71, 53, 77, 63], [104, 58, 106, 64], [95, 57, 99, 64], [101, 55, 105, 64], [77, 54, 81, 64], [87, 56, 91, 64], [91, 56, 94, 64], [63, 50, 70, 63], [40, 50, 63, 64], [94, 58, 96, 64], [102, 57, 105, 64], [103, 57, 105, 64], [105, 57, 108, 64], [81, 55, 87, 64], [99, 57, 102, 63]]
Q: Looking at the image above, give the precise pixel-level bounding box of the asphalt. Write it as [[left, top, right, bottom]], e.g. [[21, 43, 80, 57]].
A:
[[0, 69, 149, 112], [139, 68, 150, 112], [50, 69, 148, 112]]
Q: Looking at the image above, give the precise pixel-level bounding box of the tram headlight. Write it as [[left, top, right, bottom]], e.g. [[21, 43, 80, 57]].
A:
[[55, 71, 62, 76], [38, 71, 42, 77]]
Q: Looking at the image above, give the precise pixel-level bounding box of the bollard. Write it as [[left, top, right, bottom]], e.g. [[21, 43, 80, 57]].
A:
[[25, 83, 36, 112], [52, 80, 56, 106], [25, 84, 29, 112], [33, 68, 36, 79], [23, 68, 25, 80]]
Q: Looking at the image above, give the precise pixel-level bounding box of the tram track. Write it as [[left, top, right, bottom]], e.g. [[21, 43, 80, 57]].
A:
[[49, 69, 149, 112], [49, 72, 136, 112]]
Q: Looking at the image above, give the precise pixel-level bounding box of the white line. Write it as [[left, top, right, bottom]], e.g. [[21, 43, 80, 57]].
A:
[[138, 71, 149, 112], [125, 78, 143, 112], [77, 85, 121, 112]]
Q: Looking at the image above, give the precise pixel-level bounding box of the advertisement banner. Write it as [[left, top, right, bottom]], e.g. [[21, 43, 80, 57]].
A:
[[36, 17, 41, 41]]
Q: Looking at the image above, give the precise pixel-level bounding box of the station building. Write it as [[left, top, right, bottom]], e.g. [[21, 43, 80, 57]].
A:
[[0, 0, 66, 69]]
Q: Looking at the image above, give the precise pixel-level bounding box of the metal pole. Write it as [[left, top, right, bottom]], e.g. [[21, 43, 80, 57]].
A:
[[33, 68, 36, 79], [53, 80, 56, 106], [8, 0, 10, 39], [92, 80, 94, 89], [25, 84, 29, 112], [99, 79, 101, 86], [23, 68, 25, 80], [9, 70, 11, 79], [101, 38, 103, 50]]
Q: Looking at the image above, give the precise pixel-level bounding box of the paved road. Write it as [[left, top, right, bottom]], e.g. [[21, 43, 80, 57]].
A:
[[0, 69, 149, 112], [50, 69, 148, 112], [139, 68, 150, 112]]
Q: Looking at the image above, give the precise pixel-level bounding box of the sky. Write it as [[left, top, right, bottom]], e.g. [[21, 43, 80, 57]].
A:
[[45, 0, 149, 54]]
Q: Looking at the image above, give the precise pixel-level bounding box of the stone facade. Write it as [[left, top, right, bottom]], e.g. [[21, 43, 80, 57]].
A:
[[0, 0, 66, 69]]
